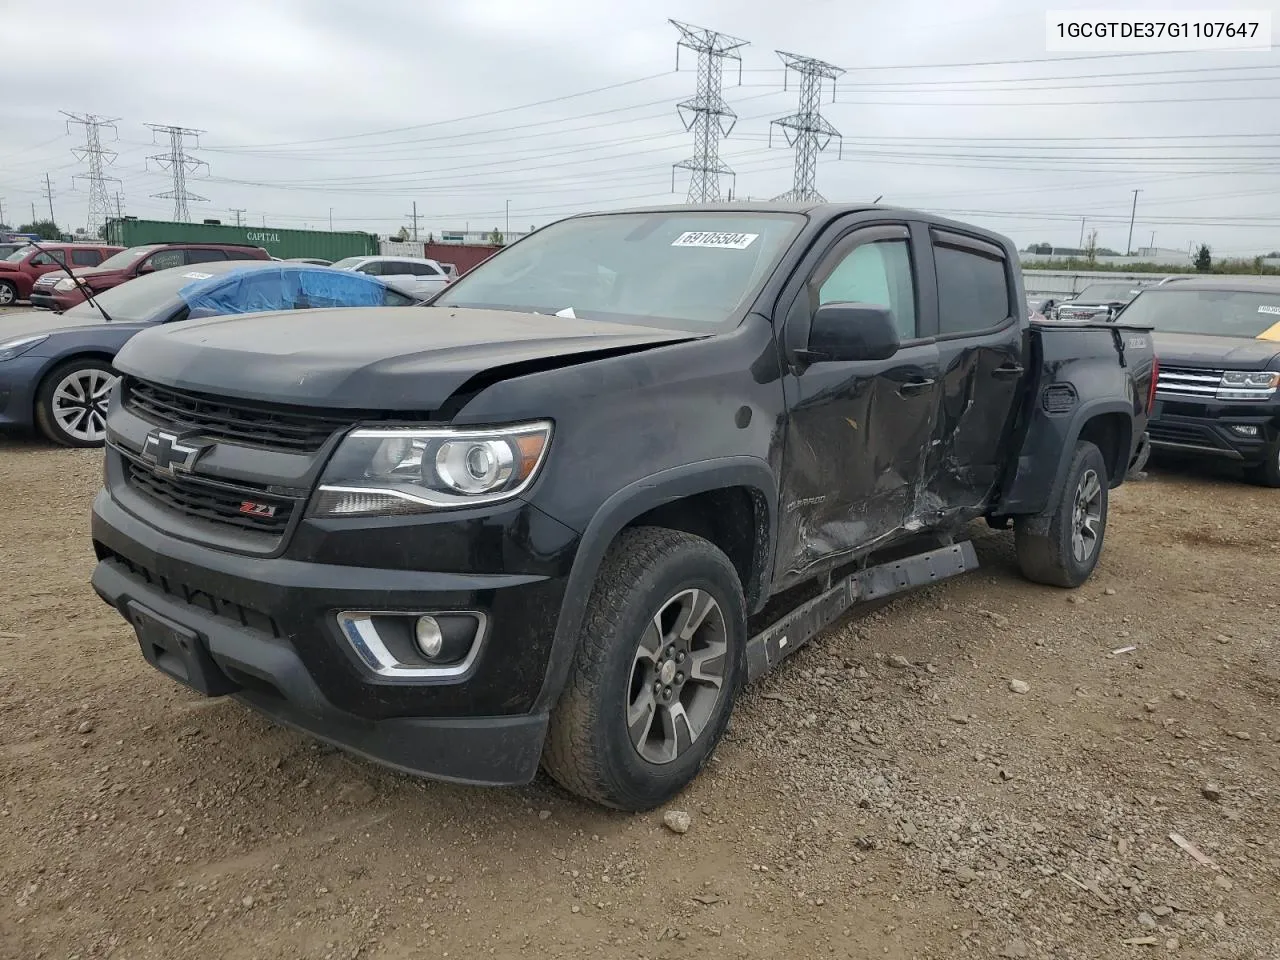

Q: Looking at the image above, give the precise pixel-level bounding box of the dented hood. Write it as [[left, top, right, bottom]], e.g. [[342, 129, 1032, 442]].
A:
[[112, 304, 700, 410]]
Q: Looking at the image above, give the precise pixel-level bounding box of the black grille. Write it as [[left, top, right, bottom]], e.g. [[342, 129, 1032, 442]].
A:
[[124, 378, 352, 453], [124, 457, 296, 535], [1148, 421, 1224, 449], [96, 546, 279, 638]]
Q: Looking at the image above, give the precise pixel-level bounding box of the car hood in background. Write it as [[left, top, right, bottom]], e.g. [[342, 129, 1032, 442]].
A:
[[113, 305, 704, 411], [0, 308, 121, 340], [1153, 331, 1280, 370]]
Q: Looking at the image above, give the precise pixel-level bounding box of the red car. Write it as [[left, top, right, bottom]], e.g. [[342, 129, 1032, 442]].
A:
[[29, 242, 271, 311], [0, 243, 122, 306]]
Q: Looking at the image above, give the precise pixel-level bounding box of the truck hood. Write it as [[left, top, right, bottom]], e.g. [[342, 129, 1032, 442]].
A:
[[113, 305, 704, 410], [1153, 331, 1280, 370]]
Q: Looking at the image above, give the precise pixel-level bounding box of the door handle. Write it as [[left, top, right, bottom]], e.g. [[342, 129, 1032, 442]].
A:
[[993, 363, 1024, 379], [897, 378, 935, 396]]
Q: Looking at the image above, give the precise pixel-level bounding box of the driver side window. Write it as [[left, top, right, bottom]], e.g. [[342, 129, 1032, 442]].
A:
[[817, 238, 917, 339]]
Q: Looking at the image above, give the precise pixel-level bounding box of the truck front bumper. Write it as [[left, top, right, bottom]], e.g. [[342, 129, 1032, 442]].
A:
[[90, 487, 580, 786], [1148, 397, 1278, 464]]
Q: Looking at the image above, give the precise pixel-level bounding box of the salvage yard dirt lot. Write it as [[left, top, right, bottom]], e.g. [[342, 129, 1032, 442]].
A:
[[1, 437, 1276, 960]]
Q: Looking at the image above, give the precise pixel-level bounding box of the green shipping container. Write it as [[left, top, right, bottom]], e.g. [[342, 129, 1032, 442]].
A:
[[103, 218, 379, 262]]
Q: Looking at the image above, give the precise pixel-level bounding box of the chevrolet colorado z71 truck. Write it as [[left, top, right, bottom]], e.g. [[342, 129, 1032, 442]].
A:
[[89, 204, 1156, 811]]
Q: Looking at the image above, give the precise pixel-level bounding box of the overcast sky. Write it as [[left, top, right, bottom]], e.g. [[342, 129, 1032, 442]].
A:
[[3, 0, 1280, 255]]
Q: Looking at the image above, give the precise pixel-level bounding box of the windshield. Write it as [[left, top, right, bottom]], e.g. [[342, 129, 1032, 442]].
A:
[[5, 246, 33, 263], [61, 265, 215, 323], [433, 211, 804, 330], [1075, 283, 1141, 302], [94, 246, 156, 270], [330, 257, 365, 270], [1120, 288, 1280, 339]]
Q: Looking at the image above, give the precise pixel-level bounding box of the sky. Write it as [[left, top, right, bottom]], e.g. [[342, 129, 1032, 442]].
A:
[[3, 0, 1280, 257]]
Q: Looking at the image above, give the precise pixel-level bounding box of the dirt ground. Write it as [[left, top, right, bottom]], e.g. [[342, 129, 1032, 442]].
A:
[[0, 435, 1276, 960]]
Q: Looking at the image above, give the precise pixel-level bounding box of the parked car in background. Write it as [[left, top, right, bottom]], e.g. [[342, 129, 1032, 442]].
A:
[[88, 203, 1155, 810], [439, 262, 459, 280], [1120, 277, 1280, 486], [29, 242, 271, 311], [0, 261, 417, 448], [1027, 295, 1061, 319], [0, 243, 123, 306], [1054, 281, 1149, 322], [287, 257, 332, 266], [330, 255, 450, 299], [0, 242, 30, 260]]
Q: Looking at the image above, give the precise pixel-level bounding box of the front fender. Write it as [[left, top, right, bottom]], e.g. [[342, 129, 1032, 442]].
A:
[[530, 456, 778, 712]]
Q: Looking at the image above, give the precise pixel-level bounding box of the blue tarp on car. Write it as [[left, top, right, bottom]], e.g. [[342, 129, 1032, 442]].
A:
[[178, 265, 388, 318]]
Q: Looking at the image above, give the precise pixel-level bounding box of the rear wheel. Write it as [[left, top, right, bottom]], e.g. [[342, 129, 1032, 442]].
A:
[[1245, 438, 1280, 488], [1015, 440, 1109, 588], [0, 280, 16, 306], [542, 527, 746, 811], [34, 358, 117, 448]]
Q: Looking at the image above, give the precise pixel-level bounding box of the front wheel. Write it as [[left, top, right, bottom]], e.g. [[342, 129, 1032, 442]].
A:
[[1014, 440, 1109, 588], [0, 281, 16, 306], [34, 358, 118, 447], [542, 527, 746, 811]]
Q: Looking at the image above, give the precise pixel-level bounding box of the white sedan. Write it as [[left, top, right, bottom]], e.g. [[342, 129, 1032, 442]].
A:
[[329, 255, 450, 300]]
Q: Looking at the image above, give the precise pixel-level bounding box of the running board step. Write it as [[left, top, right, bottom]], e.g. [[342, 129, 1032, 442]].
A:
[[744, 541, 979, 682]]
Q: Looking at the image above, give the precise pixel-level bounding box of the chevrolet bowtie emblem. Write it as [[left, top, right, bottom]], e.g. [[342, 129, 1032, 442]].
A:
[[140, 430, 212, 475]]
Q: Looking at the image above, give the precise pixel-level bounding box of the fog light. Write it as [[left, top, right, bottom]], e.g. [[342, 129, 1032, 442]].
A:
[[414, 616, 444, 658], [1229, 424, 1260, 437]]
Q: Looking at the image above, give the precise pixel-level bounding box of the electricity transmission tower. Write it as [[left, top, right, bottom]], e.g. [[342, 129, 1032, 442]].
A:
[[769, 51, 845, 203], [669, 19, 749, 203], [145, 123, 209, 221], [62, 112, 122, 235]]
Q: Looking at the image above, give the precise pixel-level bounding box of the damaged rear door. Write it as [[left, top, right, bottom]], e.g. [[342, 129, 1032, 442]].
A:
[[919, 227, 1026, 515], [773, 220, 941, 588]]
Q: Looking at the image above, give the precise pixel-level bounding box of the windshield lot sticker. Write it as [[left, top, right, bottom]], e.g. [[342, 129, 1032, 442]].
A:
[[1257, 304, 1280, 315], [671, 231, 759, 250], [182, 272, 213, 280]]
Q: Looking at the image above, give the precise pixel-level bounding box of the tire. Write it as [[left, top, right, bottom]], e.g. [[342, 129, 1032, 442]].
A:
[[1014, 440, 1109, 588], [34, 357, 118, 448], [542, 527, 747, 811], [0, 280, 16, 306], [1244, 439, 1280, 488]]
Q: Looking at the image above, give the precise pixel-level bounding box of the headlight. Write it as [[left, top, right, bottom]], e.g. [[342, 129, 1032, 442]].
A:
[[0, 335, 49, 362], [1217, 370, 1280, 400], [53, 278, 78, 292], [311, 421, 552, 517]]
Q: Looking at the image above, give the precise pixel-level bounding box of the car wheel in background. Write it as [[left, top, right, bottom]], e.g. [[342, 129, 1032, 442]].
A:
[[34, 358, 118, 448], [0, 281, 17, 306], [1245, 438, 1280, 488]]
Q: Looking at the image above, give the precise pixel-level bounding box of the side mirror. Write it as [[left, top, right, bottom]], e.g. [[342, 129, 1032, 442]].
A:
[[806, 302, 901, 363]]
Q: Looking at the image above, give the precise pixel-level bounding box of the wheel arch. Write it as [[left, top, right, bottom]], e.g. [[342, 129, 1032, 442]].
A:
[[532, 457, 778, 712], [1045, 400, 1134, 513]]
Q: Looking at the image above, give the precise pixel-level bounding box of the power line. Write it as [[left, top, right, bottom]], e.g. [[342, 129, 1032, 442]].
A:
[[145, 123, 209, 221], [670, 19, 750, 203], [770, 51, 844, 203], [62, 112, 122, 235]]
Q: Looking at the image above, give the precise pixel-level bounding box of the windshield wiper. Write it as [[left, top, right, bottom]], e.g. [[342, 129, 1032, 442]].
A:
[[25, 239, 115, 323]]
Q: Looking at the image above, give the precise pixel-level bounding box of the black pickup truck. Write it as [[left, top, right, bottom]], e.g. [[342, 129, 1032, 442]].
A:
[[89, 204, 1156, 811]]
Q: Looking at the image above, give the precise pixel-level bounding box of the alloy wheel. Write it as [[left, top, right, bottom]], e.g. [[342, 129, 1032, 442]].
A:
[[1071, 468, 1103, 563], [625, 588, 728, 765], [51, 368, 116, 444]]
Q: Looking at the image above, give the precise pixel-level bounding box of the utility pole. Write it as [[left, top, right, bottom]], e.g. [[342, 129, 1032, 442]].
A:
[[1078, 217, 1086, 249], [42, 173, 56, 224], [62, 112, 121, 236], [505, 200, 510, 238], [405, 201, 419, 241], [0, 197, 5, 226], [145, 123, 209, 222], [770, 51, 845, 203], [1126, 188, 1142, 256], [230, 207, 245, 227], [115, 192, 123, 219], [670, 20, 749, 203], [329, 207, 333, 231], [31, 202, 37, 223], [1149, 230, 1156, 250]]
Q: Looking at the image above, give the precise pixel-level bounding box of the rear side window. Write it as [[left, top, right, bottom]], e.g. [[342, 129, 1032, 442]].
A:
[[71, 249, 103, 266], [934, 239, 1012, 336], [408, 262, 442, 277], [188, 249, 229, 263]]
